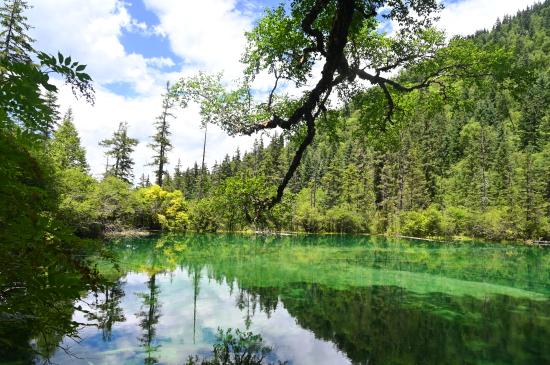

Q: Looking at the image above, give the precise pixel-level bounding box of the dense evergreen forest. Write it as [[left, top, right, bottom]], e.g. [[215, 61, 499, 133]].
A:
[[46, 1, 549, 241]]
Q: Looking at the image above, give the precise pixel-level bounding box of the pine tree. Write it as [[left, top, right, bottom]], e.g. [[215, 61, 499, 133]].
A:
[[198, 124, 208, 198], [0, 0, 34, 63], [163, 171, 172, 190], [232, 148, 241, 173], [173, 159, 185, 191], [518, 74, 550, 151], [42, 90, 60, 139], [99, 122, 138, 183], [149, 82, 174, 186], [138, 174, 148, 188], [220, 154, 232, 179], [50, 108, 88, 171]]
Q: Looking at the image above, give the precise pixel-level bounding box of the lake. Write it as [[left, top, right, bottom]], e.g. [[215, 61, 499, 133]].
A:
[[44, 234, 550, 365]]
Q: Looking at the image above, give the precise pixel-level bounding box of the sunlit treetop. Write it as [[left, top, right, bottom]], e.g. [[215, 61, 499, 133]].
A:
[[172, 0, 515, 207]]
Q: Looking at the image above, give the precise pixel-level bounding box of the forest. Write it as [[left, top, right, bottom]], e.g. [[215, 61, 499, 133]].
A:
[[0, 0, 549, 363], [14, 1, 548, 241]]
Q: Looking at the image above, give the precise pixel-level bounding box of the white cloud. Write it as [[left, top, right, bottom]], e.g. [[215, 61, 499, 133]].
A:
[[439, 0, 540, 37], [146, 56, 176, 69], [143, 0, 253, 80], [29, 0, 159, 91]]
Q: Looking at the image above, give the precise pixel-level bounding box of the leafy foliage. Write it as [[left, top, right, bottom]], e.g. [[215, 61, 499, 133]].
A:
[[185, 328, 286, 365]]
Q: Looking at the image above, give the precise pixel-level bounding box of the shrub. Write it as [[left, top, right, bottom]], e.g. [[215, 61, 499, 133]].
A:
[[325, 205, 365, 233], [471, 207, 519, 241], [91, 176, 135, 228], [189, 198, 220, 232], [441, 206, 473, 237], [133, 185, 190, 232], [295, 205, 324, 233], [400, 205, 443, 237]]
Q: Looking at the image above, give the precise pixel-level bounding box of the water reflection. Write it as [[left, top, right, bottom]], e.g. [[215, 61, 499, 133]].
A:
[[136, 273, 162, 364], [88, 280, 127, 342], [18, 235, 550, 364]]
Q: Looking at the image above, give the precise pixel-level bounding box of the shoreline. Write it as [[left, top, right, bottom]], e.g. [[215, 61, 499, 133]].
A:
[[103, 228, 546, 246]]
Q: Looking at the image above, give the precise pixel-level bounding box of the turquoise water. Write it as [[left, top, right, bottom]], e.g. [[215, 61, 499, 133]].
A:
[[45, 234, 550, 364]]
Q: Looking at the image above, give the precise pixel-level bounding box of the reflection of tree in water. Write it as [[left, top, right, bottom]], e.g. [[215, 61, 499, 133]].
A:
[[189, 264, 201, 344], [240, 283, 550, 365], [136, 273, 162, 365], [0, 273, 109, 363], [87, 280, 126, 341], [236, 290, 259, 329], [115, 236, 550, 364]]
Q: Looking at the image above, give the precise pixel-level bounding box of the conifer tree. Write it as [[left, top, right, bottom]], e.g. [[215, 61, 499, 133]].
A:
[[220, 154, 232, 179], [173, 158, 185, 191], [42, 90, 60, 139], [139, 174, 148, 188], [232, 148, 241, 173], [0, 0, 34, 63], [149, 82, 174, 186], [50, 108, 88, 171], [100, 122, 138, 183]]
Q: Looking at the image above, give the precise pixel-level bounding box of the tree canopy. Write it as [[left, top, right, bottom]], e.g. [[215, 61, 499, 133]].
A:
[[171, 0, 515, 207]]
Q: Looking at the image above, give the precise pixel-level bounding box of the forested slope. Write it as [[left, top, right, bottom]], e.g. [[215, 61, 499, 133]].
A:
[[159, 1, 550, 240], [43, 1, 550, 241]]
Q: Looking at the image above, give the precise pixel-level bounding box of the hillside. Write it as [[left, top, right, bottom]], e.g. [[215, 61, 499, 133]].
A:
[[162, 1, 550, 240]]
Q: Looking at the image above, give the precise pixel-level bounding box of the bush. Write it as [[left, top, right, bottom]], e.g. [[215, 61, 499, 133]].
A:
[[189, 198, 220, 232], [470, 207, 520, 241], [534, 216, 550, 241], [91, 176, 135, 228], [324, 205, 365, 233], [133, 185, 190, 232], [56, 168, 101, 237], [441, 206, 473, 237], [400, 205, 443, 237], [295, 205, 324, 233]]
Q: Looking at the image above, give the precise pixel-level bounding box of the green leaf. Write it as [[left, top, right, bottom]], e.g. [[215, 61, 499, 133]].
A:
[[64, 56, 72, 66], [57, 52, 63, 64], [76, 64, 86, 72], [44, 83, 57, 92]]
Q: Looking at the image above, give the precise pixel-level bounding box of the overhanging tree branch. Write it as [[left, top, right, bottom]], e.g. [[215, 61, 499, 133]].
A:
[[173, 0, 507, 209]]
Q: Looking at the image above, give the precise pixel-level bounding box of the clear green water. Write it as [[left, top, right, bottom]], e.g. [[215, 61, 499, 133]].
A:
[[48, 234, 550, 365]]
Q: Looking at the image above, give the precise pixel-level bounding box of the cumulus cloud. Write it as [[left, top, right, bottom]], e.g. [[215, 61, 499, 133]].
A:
[[143, 0, 253, 79], [27, 0, 540, 181], [438, 0, 540, 36], [29, 0, 160, 92]]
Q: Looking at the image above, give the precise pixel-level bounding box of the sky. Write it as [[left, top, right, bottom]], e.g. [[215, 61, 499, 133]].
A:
[[27, 0, 540, 181]]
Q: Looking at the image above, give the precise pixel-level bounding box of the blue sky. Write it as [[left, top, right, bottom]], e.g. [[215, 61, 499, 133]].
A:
[[120, 1, 177, 60], [27, 0, 539, 181]]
